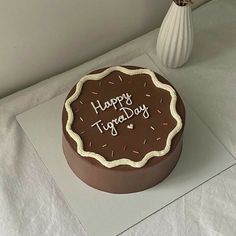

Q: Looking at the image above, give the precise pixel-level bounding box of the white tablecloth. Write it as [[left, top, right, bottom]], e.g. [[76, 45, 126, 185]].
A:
[[1, 0, 236, 235]]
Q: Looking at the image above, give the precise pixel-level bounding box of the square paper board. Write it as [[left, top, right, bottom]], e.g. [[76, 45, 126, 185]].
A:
[[16, 54, 235, 236]]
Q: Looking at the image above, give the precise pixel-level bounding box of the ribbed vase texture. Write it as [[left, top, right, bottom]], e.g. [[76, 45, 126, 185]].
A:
[[156, 2, 194, 68]]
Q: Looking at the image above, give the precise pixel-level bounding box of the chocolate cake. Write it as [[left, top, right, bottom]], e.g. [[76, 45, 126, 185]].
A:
[[62, 66, 185, 193]]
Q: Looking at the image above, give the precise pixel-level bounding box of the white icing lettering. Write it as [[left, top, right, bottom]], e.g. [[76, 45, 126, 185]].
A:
[[134, 104, 150, 119], [91, 120, 103, 133], [103, 121, 118, 136], [91, 104, 150, 136], [125, 93, 132, 106], [120, 107, 134, 119], [118, 115, 126, 123], [142, 105, 149, 119], [90, 93, 132, 114], [110, 98, 118, 110], [91, 100, 104, 114]]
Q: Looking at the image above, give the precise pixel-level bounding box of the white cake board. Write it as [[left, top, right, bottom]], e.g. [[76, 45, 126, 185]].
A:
[[16, 54, 235, 236]]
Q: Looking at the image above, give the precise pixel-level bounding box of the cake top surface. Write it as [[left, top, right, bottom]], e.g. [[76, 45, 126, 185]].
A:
[[63, 66, 184, 168]]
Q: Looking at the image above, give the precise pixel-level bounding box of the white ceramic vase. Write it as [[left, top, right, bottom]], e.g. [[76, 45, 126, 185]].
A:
[[156, 1, 194, 68]]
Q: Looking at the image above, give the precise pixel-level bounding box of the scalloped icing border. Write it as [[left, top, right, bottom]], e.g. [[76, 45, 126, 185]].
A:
[[65, 66, 183, 168]]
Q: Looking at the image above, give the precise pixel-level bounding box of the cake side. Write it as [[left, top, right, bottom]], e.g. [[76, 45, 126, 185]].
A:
[[62, 134, 183, 193]]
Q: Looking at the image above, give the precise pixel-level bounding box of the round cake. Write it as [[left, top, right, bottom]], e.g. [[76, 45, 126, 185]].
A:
[[62, 66, 185, 194]]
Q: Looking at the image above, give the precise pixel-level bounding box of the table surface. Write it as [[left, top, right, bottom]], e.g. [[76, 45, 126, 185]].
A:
[[1, 0, 236, 235]]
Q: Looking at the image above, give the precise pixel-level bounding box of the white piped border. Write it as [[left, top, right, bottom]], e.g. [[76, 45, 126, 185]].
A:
[[64, 66, 183, 168]]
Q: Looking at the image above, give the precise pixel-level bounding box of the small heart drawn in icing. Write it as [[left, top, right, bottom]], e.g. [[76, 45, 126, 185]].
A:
[[127, 124, 134, 130]]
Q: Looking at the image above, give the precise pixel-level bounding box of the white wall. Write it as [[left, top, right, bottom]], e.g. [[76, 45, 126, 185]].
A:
[[0, 0, 209, 98]]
